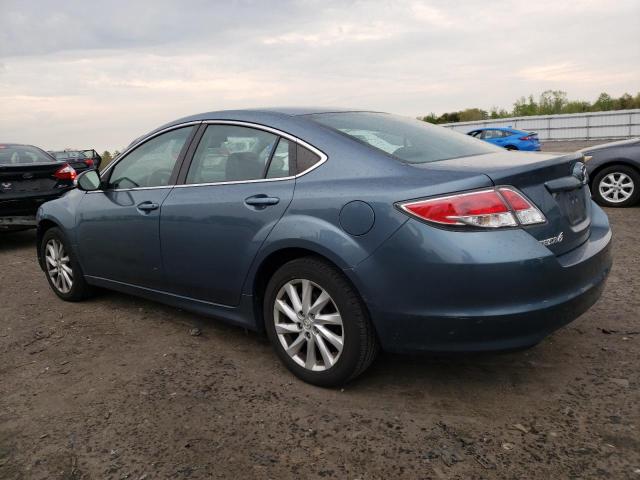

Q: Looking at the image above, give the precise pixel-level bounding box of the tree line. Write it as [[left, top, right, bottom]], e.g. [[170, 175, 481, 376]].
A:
[[98, 150, 120, 170], [421, 90, 640, 124]]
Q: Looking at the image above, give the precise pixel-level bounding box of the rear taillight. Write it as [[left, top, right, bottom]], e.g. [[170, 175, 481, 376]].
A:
[[519, 136, 532, 141], [398, 187, 545, 229], [54, 163, 77, 181], [84, 158, 94, 167], [497, 187, 545, 225]]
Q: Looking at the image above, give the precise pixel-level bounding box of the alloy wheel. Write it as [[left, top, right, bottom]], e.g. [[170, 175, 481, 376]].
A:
[[273, 279, 344, 371], [45, 238, 73, 294], [599, 172, 634, 203]]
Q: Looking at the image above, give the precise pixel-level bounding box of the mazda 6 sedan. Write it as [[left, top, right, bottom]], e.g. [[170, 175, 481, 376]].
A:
[[36, 108, 612, 386]]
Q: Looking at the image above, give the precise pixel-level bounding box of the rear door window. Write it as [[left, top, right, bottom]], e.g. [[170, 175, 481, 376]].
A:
[[266, 138, 294, 178], [186, 125, 279, 183], [295, 144, 321, 173]]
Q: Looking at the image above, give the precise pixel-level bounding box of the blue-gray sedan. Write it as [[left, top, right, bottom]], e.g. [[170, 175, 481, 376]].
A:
[[36, 108, 612, 386]]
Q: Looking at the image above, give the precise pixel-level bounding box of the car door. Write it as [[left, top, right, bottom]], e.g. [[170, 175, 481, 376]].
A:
[[482, 129, 505, 146], [159, 123, 297, 306], [76, 125, 197, 289]]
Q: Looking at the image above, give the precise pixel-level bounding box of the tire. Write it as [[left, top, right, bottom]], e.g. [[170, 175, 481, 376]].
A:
[[40, 227, 92, 301], [592, 165, 640, 208], [264, 257, 379, 387], [505, 145, 518, 151]]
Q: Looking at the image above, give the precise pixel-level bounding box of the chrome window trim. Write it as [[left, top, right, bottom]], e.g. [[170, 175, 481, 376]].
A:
[[174, 120, 327, 189], [99, 121, 202, 177], [87, 185, 173, 194], [93, 120, 327, 193]]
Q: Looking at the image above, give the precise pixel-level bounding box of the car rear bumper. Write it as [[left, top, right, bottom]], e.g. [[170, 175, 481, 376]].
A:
[[520, 143, 541, 151], [349, 203, 612, 353], [0, 191, 67, 221]]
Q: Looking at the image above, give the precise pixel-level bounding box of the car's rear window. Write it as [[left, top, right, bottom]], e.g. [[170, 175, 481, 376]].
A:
[[306, 112, 500, 164], [0, 145, 55, 165]]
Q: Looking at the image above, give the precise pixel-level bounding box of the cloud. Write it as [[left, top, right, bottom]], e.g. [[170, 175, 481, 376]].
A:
[[0, 0, 639, 152], [262, 22, 399, 46]]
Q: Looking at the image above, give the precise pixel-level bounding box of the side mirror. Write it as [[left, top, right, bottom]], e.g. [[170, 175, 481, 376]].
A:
[[76, 169, 102, 191]]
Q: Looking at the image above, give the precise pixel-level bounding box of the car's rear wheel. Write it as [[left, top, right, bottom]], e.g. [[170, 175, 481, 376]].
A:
[[592, 165, 640, 208], [264, 257, 378, 387], [505, 145, 518, 151], [41, 227, 92, 301]]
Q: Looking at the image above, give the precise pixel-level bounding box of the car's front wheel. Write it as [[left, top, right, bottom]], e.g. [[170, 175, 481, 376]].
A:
[[264, 257, 379, 387], [592, 165, 640, 208], [41, 227, 92, 301]]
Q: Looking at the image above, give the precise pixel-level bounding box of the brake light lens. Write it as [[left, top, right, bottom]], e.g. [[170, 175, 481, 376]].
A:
[[399, 187, 545, 229], [498, 187, 546, 225], [54, 164, 77, 181], [84, 158, 94, 167]]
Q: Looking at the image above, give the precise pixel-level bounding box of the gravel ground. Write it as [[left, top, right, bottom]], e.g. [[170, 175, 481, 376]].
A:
[[1, 207, 639, 480]]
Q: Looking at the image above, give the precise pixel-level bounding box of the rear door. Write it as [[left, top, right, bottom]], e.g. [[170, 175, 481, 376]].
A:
[[481, 129, 505, 146], [76, 125, 196, 289], [160, 123, 296, 306]]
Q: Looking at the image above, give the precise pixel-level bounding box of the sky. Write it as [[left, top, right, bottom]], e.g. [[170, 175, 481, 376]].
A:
[[1, 0, 639, 153]]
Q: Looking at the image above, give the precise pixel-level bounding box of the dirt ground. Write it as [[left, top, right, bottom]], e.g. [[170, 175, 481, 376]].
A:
[[1, 206, 638, 480]]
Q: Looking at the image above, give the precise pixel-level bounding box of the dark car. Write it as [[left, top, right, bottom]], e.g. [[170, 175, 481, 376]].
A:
[[36, 109, 612, 386], [579, 138, 640, 208], [0, 144, 78, 230], [467, 127, 541, 151], [49, 149, 102, 170]]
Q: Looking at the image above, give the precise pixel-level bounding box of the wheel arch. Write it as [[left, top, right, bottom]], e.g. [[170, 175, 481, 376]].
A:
[[250, 246, 371, 333]]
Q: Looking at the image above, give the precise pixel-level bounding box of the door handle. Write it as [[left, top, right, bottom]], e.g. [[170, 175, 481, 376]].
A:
[[137, 201, 159, 212], [245, 195, 280, 207]]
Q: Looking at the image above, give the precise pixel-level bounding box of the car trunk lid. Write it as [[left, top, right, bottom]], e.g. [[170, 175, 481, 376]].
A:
[[0, 162, 69, 198], [416, 151, 591, 255]]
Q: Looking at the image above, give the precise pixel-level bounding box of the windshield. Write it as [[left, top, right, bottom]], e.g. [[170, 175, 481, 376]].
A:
[[307, 112, 500, 164], [0, 145, 56, 165]]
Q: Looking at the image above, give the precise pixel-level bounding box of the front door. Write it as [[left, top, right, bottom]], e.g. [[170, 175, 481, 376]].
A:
[[160, 123, 296, 305], [76, 125, 196, 289]]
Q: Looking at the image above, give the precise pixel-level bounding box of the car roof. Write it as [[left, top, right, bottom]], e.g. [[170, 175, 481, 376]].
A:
[[171, 107, 380, 123], [131, 107, 386, 149], [473, 127, 517, 131]]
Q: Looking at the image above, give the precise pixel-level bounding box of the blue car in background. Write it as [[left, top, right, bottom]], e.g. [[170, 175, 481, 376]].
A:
[[468, 127, 541, 151], [36, 109, 610, 386]]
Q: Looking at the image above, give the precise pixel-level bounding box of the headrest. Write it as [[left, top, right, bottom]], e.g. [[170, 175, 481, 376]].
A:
[[225, 152, 263, 181]]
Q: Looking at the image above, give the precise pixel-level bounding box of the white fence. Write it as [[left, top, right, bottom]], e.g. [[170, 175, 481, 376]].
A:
[[442, 109, 640, 141]]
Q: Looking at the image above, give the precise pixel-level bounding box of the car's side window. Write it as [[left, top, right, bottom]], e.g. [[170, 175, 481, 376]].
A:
[[502, 130, 513, 137], [482, 130, 493, 139], [186, 125, 279, 184], [295, 144, 321, 174], [108, 127, 194, 189], [266, 138, 294, 178]]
